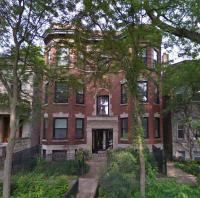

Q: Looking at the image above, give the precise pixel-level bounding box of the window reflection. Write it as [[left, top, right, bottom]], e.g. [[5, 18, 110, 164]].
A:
[[97, 96, 109, 115]]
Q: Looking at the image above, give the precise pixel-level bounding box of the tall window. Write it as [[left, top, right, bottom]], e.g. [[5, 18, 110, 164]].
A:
[[138, 81, 148, 103], [121, 83, 128, 104], [142, 117, 149, 138], [53, 118, 67, 139], [57, 48, 69, 66], [54, 81, 68, 103], [120, 118, 128, 139], [177, 123, 184, 139], [152, 49, 158, 68], [196, 129, 200, 139], [97, 95, 109, 116], [47, 50, 51, 64], [154, 117, 160, 138], [75, 118, 84, 139], [44, 83, 48, 104], [154, 85, 160, 104], [76, 88, 84, 104], [139, 48, 147, 65], [43, 117, 48, 139]]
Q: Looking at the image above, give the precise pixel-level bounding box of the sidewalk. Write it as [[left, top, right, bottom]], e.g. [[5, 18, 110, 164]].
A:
[[76, 154, 107, 198], [167, 161, 197, 185]]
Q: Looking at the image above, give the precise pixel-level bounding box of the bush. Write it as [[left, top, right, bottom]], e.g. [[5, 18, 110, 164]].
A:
[[99, 149, 139, 198], [0, 158, 90, 198], [0, 174, 68, 198], [174, 160, 200, 176], [144, 178, 200, 198]]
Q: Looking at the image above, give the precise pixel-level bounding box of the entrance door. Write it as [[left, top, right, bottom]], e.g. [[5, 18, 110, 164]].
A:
[[92, 129, 113, 153]]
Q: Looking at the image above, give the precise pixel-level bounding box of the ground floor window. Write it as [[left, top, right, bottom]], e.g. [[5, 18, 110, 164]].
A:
[[154, 117, 160, 138], [43, 117, 48, 139], [53, 118, 68, 139], [193, 151, 200, 160]]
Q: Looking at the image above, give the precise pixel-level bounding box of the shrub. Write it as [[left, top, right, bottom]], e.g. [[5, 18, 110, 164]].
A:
[[174, 160, 200, 176], [99, 149, 139, 198], [0, 174, 68, 198]]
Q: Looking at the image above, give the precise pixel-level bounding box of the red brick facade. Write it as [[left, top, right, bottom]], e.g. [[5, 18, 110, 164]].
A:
[[41, 27, 163, 156]]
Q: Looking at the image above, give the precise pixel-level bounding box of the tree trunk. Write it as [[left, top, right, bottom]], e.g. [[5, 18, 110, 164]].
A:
[[3, 101, 17, 198], [133, 99, 145, 198], [138, 133, 145, 198]]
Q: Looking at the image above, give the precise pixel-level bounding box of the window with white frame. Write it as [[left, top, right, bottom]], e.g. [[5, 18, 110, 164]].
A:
[[97, 95, 109, 116], [177, 123, 184, 139], [57, 48, 69, 66], [137, 81, 148, 103], [152, 49, 158, 68]]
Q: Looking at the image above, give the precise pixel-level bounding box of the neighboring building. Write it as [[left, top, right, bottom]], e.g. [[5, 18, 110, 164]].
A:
[[41, 25, 164, 158], [171, 101, 200, 160], [162, 60, 200, 161], [0, 76, 40, 161]]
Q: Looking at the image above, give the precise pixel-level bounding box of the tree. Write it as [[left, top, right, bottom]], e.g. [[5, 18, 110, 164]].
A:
[[0, 1, 65, 197], [65, 2, 162, 197], [64, 0, 199, 196], [163, 60, 200, 159]]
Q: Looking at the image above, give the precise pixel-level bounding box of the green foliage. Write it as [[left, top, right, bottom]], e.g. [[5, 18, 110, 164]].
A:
[[0, 173, 68, 198], [99, 149, 139, 198], [144, 178, 200, 198], [99, 149, 200, 198], [174, 160, 200, 177], [34, 158, 89, 177], [163, 60, 200, 112], [0, 157, 90, 198], [99, 148, 157, 198]]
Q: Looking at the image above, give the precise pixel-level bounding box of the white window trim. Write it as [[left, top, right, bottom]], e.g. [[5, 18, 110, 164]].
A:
[[177, 123, 184, 140]]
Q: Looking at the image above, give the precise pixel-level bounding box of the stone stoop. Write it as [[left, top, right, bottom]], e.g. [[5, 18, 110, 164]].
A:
[[91, 151, 107, 161]]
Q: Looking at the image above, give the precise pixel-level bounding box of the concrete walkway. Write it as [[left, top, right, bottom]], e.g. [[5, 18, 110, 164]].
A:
[[167, 161, 197, 185], [76, 153, 107, 198]]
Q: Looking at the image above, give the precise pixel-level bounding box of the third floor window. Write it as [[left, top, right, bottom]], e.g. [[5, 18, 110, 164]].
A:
[[139, 48, 147, 65], [152, 49, 158, 68], [137, 81, 148, 103], [121, 83, 128, 104], [57, 48, 69, 66], [97, 95, 109, 116]]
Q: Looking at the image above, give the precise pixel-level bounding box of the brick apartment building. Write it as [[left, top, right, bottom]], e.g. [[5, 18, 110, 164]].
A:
[[41, 25, 163, 158]]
